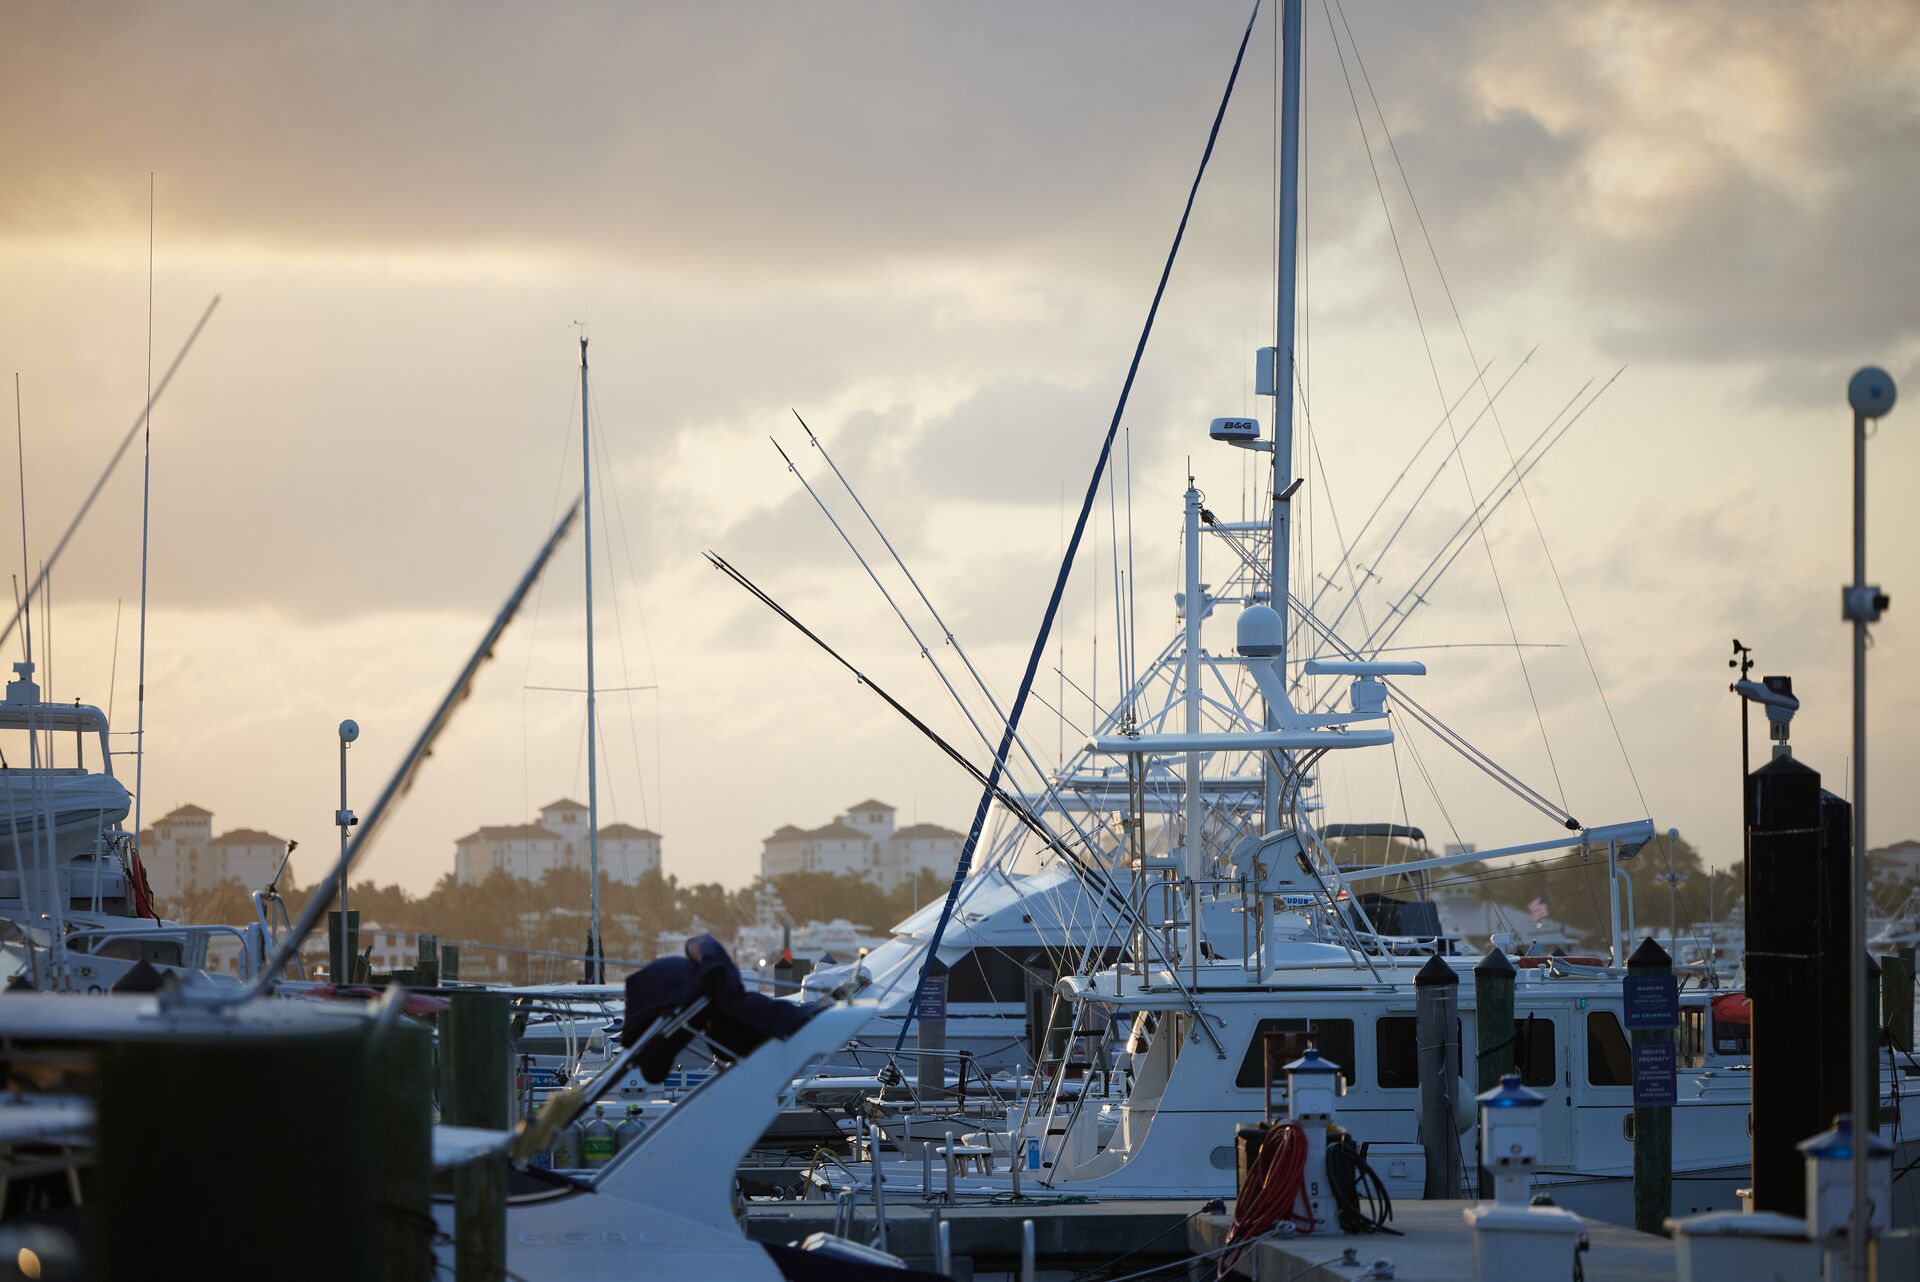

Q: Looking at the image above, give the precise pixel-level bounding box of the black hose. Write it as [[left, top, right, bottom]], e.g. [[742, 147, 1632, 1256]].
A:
[[1326, 1137, 1399, 1234]]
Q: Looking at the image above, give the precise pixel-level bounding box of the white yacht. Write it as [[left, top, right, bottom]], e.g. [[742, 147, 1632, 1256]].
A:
[[0, 660, 249, 993]]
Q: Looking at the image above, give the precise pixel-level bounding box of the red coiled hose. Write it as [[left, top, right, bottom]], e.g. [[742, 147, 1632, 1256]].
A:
[[1220, 1123, 1315, 1275]]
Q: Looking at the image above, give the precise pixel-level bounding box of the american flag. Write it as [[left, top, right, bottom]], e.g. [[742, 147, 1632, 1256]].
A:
[[1527, 895, 1550, 925]]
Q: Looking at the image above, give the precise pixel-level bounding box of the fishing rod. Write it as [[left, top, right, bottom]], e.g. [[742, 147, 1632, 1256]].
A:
[[702, 551, 1210, 993]]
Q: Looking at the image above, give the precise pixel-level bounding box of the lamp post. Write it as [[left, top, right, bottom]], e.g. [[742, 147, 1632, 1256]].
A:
[[1841, 365, 1895, 1282], [334, 718, 359, 981]]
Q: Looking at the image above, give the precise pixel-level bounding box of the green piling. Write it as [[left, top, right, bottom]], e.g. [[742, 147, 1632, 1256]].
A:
[[329, 908, 361, 983], [96, 1004, 434, 1281], [417, 934, 440, 987], [1630, 937, 1673, 1236], [1867, 951, 1882, 1132], [1885, 948, 1916, 1059], [1473, 947, 1517, 1198], [370, 1013, 437, 1282], [445, 991, 512, 1282]]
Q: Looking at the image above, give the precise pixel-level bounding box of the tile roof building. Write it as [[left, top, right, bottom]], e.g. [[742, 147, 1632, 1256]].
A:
[[760, 800, 962, 889], [454, 798, 662, 886], [141, 805, 287, 899]]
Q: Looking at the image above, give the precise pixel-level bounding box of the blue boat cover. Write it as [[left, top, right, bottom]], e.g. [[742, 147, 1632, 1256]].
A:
[[618, 934, 828, 1083]]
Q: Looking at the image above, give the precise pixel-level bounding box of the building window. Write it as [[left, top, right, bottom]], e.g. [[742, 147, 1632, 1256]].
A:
[[1234, 1018, 1354, 1091], [1586, 1011, 1631, 1086]]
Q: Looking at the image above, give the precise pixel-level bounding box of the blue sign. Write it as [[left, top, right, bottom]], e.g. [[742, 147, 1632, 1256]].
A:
[[1623, 974, 1679, 1030], [918, 975, 948, 1022], [1633, 1040, 1677, 1107]]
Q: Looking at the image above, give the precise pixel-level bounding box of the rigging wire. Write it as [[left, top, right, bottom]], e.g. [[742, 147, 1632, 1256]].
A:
[[1357, 371, 1624, 666], [788, 414, 1119, 873], [1295, 354, 1516, 659], [1318, 0, 1569, 812], [0, 295, 218, 655], [1328, 0, 1662, 865], [588, 381, 659, 834], [883, 0, 1268, 1062]]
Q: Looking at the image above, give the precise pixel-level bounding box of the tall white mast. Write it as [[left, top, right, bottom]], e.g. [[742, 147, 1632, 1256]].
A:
[[132, 175, 155, 867], [1264, 0, 1303, 834], [1182, 483, 1203, 879], [579, 337, 602, 980]]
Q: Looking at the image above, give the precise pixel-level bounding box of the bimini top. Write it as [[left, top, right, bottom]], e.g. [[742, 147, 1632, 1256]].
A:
[[1321, 823, 1425, 842], [619, 934, 827, 1083]]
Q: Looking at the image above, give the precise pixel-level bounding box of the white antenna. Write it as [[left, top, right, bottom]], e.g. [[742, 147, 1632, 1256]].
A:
[[579, 336, 602, 982], [133, 174, 155, 862], [12, 375, 30, 677]]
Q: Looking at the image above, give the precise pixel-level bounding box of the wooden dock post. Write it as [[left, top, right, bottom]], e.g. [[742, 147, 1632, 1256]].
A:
[[1629, 937, 1674, 1236], [1473, 947, 1516, 1198], [1884, 948, 1915, 1059], [1415, 955, 1461, 1200], [371, 1013, 436, 1282], [445, 990, 512, 1282], [1866, 950, 1882, 1131]]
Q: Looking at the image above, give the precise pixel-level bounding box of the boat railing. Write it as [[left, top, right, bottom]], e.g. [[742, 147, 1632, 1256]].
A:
[[59, 922, 256, 979], [249, 889, 307, 981]]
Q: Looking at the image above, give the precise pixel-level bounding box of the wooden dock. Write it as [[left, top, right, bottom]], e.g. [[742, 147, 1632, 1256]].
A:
[[745, 1196, 1680, 1280], [1194, 1200, 1677, 1282]]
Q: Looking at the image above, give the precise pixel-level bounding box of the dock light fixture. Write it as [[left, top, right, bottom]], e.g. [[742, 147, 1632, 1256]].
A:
[[1478, 1072, 1545, 1207], [1282, 1045, 1340, 1121], [1800, 1115, 1892, 1240]]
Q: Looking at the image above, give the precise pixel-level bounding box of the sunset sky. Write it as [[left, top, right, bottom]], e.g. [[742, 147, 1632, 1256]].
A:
[[3, 1, 1916, 904]]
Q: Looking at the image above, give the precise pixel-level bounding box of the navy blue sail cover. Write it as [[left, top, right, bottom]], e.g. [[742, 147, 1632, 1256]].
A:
[[619, 934, 827, 1082]]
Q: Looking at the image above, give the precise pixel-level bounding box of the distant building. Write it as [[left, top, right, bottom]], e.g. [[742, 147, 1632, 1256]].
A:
[[1871, 839, 1920, 884], [758, 800, 961, 890], [141, 804, 288, 899], [454, 798, 661, 886]]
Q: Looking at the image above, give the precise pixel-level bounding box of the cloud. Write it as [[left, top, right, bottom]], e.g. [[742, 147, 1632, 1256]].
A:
[[6, 0, 1919, 898]]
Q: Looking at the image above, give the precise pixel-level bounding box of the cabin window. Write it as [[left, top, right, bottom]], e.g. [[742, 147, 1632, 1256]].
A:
[[947, 948, 1043, 1003], [1374, 1016, 1464, 1089], [1586, 1011, 1631, 1086], [1514, 1016, 1557, 1087], [1713, 1007, 1750, 1058], [1234, 1018, 1354, 1090], [1679, 1008, 1707, 1069]]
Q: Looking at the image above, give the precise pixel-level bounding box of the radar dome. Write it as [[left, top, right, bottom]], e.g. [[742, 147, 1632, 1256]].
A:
[[1237, 604, 1284, 657]]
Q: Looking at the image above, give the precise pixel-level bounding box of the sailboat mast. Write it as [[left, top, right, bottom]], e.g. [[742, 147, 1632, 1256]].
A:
[[133, 175, 155, 867], [1264, 0, 1302, 834], [579, 337, 602, 981]]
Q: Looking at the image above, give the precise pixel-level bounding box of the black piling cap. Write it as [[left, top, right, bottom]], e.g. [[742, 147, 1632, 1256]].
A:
[[1753, 753, 1819, 779], [1415, 955, 1460, 987], [1627, 937, 1671, 970], [1474, 947, 1517, 978], [110, 959, 169, 994]]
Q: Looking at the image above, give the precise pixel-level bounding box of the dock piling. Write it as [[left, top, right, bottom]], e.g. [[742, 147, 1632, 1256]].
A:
[[445, 990, 510, 1282], [1415, 955, 1462, 1200], [1629, 937, 1673, 1236], [1885, 948, 1915, 1059], [1473, 947, 1516, 1199]]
